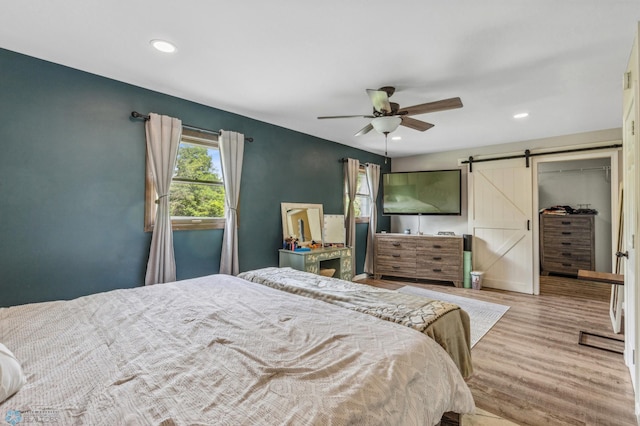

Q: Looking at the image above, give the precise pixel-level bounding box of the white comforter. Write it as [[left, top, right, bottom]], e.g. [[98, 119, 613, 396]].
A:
[[0, 274, 474, 425]]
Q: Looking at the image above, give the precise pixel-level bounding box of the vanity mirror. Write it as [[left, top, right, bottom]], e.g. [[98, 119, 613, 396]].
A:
[[281, 202, 324, 247]]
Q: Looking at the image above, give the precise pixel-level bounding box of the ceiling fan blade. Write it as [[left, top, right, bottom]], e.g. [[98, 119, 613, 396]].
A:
[[399, 97, 463, 116], [401, 117, 435, 132], [317, 115, 375, 119], [355, 123, 374, 136], [366, 89, 392, 114]]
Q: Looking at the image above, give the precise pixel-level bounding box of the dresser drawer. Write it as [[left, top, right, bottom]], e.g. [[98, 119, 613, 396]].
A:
[[377, 238, 417, 253], [542, 216, 593, 232], [543, 239, 592, 251], [376, 252, 415, 267], [375, 261, 416, 278], [416, 263, 461, 281], [418, 250, 461, 265], [543, 259, 593, 274], [416, 238, 460, 252], [543, 229, 592, 242], [377, 251, 416, 265], [418, 252, 461, 268], [543, 246, 592, 260]]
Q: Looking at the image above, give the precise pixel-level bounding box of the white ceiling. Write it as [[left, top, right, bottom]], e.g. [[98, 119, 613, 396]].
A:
[[2, 1, 639, 157]]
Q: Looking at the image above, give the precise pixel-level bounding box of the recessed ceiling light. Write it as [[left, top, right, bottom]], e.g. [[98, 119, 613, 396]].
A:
[[513, 112, 529, 119], [150, 39, 177, 53], [391, 136, 402, 141]]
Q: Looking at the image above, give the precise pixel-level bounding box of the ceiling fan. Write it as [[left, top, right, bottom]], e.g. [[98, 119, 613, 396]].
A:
[[317, 86, 463, 136]]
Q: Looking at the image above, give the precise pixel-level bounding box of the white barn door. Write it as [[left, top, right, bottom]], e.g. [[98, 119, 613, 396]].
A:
[[469, 158, 534, 293]]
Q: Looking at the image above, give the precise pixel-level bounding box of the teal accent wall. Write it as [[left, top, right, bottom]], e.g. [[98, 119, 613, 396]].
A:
[[0, 48, 390, 307]]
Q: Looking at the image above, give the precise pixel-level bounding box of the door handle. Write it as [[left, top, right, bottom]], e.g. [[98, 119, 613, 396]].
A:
[[527, 219, 530, 231], [616, 251, 629, 258]]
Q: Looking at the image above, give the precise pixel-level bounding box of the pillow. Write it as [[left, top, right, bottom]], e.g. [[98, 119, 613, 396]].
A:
[[0, 343, 26, 403]]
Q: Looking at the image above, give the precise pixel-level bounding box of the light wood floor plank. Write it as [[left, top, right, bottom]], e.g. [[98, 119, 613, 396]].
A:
[[357, 275, 636, 425]]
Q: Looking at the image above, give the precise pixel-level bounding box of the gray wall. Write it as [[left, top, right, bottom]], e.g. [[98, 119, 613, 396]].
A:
[[0, 48, 389, 307]]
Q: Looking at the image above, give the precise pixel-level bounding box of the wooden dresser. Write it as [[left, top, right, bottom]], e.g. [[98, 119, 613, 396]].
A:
[[374, 233, 463, 287], [540, 214, 595, 276]]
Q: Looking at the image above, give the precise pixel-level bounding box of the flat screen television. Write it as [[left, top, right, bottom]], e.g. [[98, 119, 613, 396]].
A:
[[382, 169, 461, 215]]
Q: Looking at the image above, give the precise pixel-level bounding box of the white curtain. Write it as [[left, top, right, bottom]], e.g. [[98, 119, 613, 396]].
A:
[[344, 158, 360, 276], [219, 130, 245, 275], [145, 113, 182, 285], [364, 163, 380, 275]]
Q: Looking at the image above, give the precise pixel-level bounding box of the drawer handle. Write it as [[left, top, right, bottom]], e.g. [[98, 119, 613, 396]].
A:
[[562, 253, 572, 257], [433, 245, 442, 249], [392, 266, 400, 269], [392, 254, 401, 258], [392, 242, 401, 247], [562, 232, 571, 235], [562, 263, 572, 267], [561, 242, 572, 246], [433, 256, 442, 260], [562, 221, 571, 225], [433, 268, 442, 272]]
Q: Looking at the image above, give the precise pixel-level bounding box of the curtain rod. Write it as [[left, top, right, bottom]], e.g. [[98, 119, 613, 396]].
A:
[[131, 111, 254, 142], [339, 157, 374, 166], [462, 143, 621, 172]]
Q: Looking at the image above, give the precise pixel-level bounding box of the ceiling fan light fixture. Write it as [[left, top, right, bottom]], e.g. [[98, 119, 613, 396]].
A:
[[371, 116, 402, 134]]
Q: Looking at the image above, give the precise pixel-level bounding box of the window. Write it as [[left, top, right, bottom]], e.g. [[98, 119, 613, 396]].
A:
[[345, 166, 371, 223], [145, 129, 226, 231]]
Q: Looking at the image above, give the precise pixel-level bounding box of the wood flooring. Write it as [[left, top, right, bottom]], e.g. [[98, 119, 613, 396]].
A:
[[357, 275, 637, 426]]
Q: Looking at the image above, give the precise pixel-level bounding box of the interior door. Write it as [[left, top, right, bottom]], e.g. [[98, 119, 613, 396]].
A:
[[622, 24, 639, 397], [469, 158, 533, 293], [623, 85, 638, 390]]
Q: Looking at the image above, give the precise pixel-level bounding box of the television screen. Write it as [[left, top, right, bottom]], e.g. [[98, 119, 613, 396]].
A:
[[382, 169, 461, 215]]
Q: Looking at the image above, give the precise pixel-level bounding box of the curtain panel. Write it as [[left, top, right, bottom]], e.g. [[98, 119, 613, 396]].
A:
[[364, 163, 380, 275], [219, 131, 245, 275], [144, 113, 182, 285], [344, 158, 360, 276]]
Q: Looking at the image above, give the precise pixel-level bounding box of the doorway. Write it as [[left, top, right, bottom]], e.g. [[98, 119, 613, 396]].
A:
[[532, 149, 620, 295]]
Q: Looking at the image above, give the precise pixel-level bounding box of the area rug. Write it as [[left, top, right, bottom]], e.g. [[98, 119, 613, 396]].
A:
[[397, 286, 510, 348]]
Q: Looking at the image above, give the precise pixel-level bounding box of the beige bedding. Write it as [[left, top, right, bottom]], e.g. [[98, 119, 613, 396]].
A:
[[0, 274, 474, 425], [238, 267, 473, 378]]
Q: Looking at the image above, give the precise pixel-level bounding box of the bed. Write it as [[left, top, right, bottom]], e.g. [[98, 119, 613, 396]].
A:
[[238, 267, 473, 378], [0, 274, 474, 425]]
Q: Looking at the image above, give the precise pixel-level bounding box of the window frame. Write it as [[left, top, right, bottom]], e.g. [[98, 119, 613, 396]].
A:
[[144, 129, 226, 232]]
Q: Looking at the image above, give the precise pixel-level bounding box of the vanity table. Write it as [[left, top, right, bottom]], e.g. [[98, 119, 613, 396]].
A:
[[279, 202, 352, 281], [278, 247, 353, 281]]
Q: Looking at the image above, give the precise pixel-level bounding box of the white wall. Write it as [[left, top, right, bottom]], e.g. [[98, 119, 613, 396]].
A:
[[389, 128, 622, 236]]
